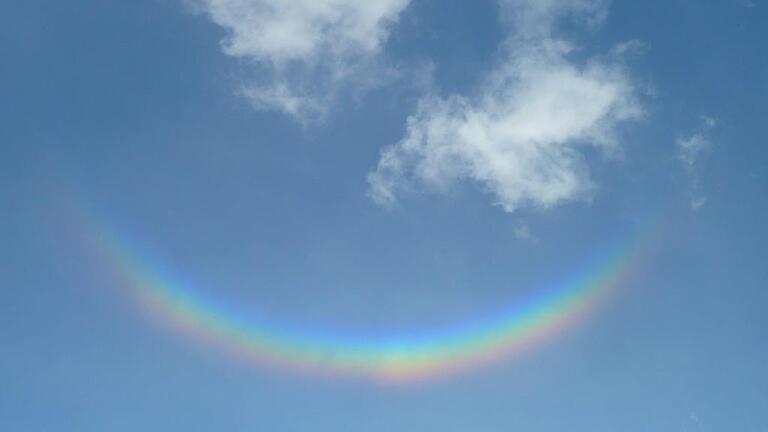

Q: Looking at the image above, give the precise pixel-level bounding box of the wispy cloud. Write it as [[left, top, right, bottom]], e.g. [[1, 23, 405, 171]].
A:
[[368, 0, 643, 213], [677, 116, 716, 209], [514, 222, 538, 243], [189, 0, 412, 120], [738, 0, 755, 9]]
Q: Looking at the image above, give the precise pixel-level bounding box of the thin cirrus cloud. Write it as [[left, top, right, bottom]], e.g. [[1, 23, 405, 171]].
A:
[[189, 0, 412, 119], [368, 0, 644, 213], [677, 116, 716, 209]]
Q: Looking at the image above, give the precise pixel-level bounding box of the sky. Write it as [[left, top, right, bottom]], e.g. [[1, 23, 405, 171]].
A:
[[1, 0, 767, 430]]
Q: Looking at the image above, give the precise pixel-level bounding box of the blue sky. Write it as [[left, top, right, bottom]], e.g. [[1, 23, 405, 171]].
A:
[[1, 0, 767, 430]]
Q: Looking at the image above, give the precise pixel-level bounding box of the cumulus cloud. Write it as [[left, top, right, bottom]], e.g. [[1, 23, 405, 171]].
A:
[[189, 0, 412, 119], [677, 116, 716, 209], [367, 0, 643, 213]]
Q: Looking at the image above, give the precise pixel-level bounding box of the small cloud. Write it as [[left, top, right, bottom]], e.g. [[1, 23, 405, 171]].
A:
[[739, 0, 755, 8], [677, 131, 711, 171], [683, 412, 702, 432], [701, 115, 717, 128], [690, 195, 708, 211], [514, 222, 538, 243], [676, 116, 716, 210], [612, 39, 649, 57]]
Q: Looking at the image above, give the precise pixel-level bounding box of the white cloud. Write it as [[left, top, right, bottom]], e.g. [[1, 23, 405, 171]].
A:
[[368, 0, 642, 213], [189, 0, 412, 119], [677, 116, 716, 209], [498, 0, 609, 33]]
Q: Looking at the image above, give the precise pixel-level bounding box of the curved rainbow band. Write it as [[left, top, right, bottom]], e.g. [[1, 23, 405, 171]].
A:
[[91, 223, 647, 383]]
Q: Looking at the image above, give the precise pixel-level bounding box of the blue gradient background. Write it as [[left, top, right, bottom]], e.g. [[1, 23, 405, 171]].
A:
[[1, 1, 767, 430]]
